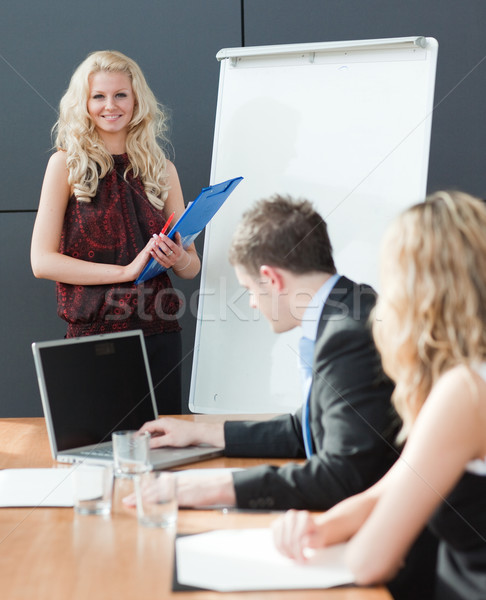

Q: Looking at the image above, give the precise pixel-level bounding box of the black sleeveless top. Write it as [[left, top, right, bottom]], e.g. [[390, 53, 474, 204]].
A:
[[57, 154, 181, 337], [429, 467, 486, 599]]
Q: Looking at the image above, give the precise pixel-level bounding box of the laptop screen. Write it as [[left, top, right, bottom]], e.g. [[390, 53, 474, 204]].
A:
[[32, 331, 157, 453]]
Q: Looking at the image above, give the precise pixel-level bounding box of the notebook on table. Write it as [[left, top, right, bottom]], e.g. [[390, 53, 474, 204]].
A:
[[31, 330, 223, 469]]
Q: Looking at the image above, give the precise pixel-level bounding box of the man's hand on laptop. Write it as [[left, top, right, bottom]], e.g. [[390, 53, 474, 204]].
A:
[[139, 417, 225, 449]]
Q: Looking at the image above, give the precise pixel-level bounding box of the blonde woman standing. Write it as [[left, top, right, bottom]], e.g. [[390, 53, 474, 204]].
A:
[[31, 50, 200, 414], [273, 191, 486, 599]]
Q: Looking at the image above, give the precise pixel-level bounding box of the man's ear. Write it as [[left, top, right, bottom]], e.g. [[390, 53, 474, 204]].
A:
[[259, 265, 285, 291]]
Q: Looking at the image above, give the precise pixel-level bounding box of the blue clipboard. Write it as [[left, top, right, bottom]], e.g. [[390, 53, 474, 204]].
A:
[[135, 176, 243, 285]]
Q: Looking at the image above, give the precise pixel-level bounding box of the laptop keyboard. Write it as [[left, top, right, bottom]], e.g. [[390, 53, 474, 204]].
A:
[[78, 446, 113, 458]]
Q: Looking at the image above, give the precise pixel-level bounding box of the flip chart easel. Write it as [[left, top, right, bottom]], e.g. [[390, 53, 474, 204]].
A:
[[190, 37, 438, 414]]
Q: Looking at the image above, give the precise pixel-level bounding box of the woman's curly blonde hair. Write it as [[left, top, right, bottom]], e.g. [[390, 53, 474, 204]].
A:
[[53, 50, 171, 209], [373, 190, 486, 438]]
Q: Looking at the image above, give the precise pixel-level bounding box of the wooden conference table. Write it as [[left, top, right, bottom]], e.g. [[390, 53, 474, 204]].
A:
[[0, 416, 391, 600]]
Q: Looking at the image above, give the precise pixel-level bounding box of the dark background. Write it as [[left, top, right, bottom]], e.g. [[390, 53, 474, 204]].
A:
[[1, 0, 485, 416]]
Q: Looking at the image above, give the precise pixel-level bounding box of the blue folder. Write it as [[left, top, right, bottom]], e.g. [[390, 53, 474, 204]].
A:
[[135, 176, 243, 285]]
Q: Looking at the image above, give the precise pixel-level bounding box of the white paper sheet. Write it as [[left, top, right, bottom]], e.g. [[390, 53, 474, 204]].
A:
[[0, 468, 75, 507], [176, 528, 355, 591]]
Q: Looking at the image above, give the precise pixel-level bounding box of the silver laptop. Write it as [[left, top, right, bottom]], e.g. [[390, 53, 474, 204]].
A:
[[32, 330, 223, 469]]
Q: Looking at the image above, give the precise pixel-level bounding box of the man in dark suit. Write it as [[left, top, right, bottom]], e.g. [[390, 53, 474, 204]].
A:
[[132, 194, 398, 510], [128, 195, 437, 599]]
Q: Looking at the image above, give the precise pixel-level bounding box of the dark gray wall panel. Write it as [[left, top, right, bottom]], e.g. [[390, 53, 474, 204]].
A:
[[0, 0, 241, 416], [1, 213, 66, 417], [243, 0, 486, 198], [4, 0, 486, 417], [0, 0, 241, 211]]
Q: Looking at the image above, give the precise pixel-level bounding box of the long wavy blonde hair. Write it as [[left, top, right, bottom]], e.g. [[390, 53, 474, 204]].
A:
[[53, 50, 171, 209], [373, 190, 486, 438]]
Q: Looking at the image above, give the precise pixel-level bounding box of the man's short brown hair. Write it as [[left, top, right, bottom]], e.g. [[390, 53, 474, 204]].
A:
[[228, 194, 336, 276]]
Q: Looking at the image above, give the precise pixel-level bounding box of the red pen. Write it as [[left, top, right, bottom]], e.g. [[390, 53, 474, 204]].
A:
[[159, 211, 175, 236]]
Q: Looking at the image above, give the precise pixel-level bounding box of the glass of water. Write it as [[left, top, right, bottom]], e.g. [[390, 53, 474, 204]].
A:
[[112, 430, 151, 478], [135, 471, 177, 528], [72, 464, 113, 515]]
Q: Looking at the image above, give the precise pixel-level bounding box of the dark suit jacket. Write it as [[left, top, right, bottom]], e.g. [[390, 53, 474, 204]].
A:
[[225, 276, 399, 510]]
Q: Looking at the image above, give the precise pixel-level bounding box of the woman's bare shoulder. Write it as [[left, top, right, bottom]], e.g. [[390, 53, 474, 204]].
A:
[[45, 149, 69, 175]]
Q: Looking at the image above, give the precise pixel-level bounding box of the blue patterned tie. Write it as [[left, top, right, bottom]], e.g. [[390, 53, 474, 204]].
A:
[[298, 336, 314, 458]]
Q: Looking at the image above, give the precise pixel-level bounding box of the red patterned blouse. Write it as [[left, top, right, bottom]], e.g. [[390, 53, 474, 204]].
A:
[[57, 153, 181, 338]]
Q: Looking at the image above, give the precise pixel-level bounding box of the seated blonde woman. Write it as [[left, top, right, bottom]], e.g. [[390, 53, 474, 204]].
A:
[[272, 190, 486, 600]]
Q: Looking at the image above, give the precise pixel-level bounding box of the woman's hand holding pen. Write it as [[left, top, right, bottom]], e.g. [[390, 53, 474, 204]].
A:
[[149, 210, 190, 272], [150, 230, 186, 270], [143, 209, 199, 278]]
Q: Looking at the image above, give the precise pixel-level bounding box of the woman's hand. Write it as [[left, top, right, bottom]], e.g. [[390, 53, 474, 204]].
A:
[[272, 489, 381, 564], [272, 510, 326, 563], [123, 236, 158, 281], [150, 231, 185, 270]]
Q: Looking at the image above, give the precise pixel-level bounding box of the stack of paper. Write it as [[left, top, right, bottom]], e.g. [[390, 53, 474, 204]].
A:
[[0, 468, 75, 507], [176, 528, 355, 591]]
